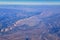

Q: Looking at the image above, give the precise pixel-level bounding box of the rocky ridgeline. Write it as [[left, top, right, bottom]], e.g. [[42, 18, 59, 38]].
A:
[[0, 6, 60, 40]]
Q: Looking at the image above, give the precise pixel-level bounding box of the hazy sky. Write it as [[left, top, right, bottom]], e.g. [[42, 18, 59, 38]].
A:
[[0, 0, 60, 2]]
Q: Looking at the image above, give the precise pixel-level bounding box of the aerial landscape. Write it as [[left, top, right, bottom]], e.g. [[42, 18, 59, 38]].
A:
[[0, 5, 60, 40]]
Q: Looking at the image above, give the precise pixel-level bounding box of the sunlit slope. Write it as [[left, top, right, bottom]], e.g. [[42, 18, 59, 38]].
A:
[[0, 8, 41, 28]]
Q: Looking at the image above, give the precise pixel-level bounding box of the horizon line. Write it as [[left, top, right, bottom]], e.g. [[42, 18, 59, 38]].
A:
[[0, 2, 60, 5]]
